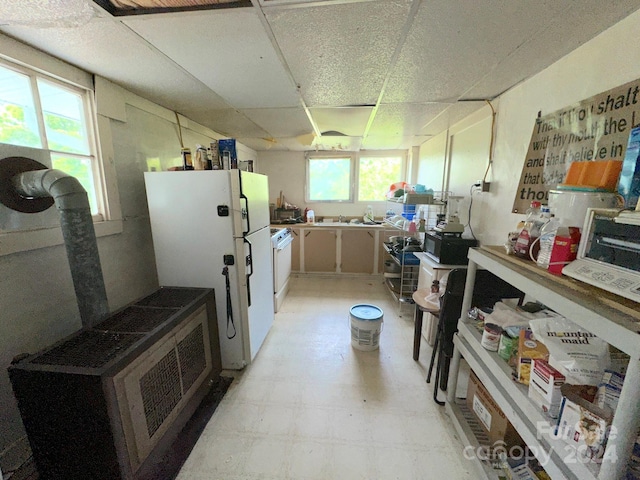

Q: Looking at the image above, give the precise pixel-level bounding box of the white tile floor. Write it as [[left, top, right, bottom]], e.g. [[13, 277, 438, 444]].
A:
[[177, 275, 474, 480]]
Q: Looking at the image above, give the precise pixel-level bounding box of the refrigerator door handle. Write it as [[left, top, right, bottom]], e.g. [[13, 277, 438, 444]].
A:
[[244, 237, 253, 307], [238, 171, 250, 236]]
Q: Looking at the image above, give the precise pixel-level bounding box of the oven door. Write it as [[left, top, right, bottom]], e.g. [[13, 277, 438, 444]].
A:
[[273, 235, 293, 312]]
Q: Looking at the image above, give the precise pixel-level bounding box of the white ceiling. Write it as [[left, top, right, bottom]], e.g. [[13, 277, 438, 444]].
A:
[[2, 0, 640, 152]]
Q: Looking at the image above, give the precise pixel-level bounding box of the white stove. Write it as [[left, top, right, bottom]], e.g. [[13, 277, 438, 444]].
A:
[[270, 227, 293, 312]]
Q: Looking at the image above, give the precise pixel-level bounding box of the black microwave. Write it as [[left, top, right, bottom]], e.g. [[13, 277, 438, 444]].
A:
[[423, 231, 478, 265]]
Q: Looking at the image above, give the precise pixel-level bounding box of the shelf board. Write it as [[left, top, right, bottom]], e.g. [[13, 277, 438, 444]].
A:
[[471, 247, 640, 357], [386, 193, 443, 205], [445, 399, 504, 480], [455, 321, 600, 480]]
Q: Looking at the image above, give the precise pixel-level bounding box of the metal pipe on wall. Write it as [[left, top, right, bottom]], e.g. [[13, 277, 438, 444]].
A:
[[11, 168, 109, 328]]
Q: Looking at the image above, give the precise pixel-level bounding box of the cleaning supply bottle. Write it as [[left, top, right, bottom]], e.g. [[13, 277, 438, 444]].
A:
[[514, 201, 542, 260], [536, 209, 561, 269], [364, 205, 374, 223]]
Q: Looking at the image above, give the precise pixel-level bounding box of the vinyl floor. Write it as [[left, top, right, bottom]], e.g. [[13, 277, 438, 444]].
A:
[[176, 274, 474, 480]]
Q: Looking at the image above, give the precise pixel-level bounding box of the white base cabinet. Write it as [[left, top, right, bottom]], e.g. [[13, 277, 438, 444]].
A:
[[446, 246, 640, 480]]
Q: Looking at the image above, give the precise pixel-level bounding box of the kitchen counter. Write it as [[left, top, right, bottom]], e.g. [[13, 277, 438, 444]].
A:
[[295, 222, 384, 228]]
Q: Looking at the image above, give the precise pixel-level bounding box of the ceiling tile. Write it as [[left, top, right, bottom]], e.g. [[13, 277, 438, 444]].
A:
[[265, 0, 412, 107], [239, 107, 313, 137], [123, 9, 300, 109], [419, 102, 485, 136], [462, 0, 640, 100], [368, 103, 450, 136], [309, 106, 373, 136], [201, 108, 271, 137], [312, 135, 362, 152], [362, 135, 429, 150], [237, 136, 310, 151], [0, 16, 231, 113], [384, 0, 575, 104]]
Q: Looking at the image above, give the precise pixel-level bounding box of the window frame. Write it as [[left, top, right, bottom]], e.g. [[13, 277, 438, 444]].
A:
[[1, 58, 105, 220], [305, 150, 407, 205], [305, 152, 356, 203], [0, 50, 122, 256]]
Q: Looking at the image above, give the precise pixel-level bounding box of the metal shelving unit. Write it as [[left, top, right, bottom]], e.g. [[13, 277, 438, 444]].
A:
[[382, 194, 445, 316], [446, 246, 640, 480]]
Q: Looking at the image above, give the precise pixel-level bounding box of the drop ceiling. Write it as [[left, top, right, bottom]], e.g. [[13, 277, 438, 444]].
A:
[[1, 0, 640, 152]]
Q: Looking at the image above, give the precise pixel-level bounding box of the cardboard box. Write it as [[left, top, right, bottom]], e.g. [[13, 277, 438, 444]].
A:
[[466, 371, 525, 449], [517, 330, 549, 385], [555, 384, 614, 464], [528, 359, 565, 418]]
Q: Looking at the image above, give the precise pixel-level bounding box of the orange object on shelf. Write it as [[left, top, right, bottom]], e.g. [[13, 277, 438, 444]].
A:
[[558, 160, 623, 191]]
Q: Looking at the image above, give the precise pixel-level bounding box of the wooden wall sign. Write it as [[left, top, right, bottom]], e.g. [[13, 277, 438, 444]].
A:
[[512, 78, 640, 213]]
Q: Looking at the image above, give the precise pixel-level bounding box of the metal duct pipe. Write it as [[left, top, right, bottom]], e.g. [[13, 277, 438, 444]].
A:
[[12, 169, 109, 328]]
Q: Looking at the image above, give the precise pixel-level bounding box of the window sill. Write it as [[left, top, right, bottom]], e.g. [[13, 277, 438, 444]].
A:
[[0, 219, 124, 256]]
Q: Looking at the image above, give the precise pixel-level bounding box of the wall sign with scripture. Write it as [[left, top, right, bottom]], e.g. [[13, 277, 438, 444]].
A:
[[513, 78, 640, 213]]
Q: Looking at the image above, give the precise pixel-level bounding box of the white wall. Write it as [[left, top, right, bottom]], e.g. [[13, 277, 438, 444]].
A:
[[418, 9, 640, 246]]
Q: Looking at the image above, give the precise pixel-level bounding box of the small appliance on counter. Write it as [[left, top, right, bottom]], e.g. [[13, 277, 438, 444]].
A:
[[423, 230, 478, 265], [562, 207, 640, 302], [434, 195, 465, 234], [271, 207, 302, 224]]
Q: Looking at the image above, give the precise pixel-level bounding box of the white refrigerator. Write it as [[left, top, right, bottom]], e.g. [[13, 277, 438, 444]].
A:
[[144, 170, 274, 369]]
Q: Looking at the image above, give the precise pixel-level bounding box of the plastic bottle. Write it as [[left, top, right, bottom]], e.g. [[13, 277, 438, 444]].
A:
[[536, 210, 561, 269], [364, 205, 374, 223], [514, 201, 542, 259], [408, 215, 417, 233]]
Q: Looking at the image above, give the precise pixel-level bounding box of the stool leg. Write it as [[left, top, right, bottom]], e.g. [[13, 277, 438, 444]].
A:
[[433, 347, 445, 406], [426, 316, 441, 383], [413, 307, 423, 361]]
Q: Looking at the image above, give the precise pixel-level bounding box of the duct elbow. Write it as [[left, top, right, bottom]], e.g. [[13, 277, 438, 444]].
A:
[[13, 169, 89, 210]]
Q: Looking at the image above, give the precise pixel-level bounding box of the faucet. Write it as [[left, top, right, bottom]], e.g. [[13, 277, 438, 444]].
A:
[[339, 215, 346, 223]]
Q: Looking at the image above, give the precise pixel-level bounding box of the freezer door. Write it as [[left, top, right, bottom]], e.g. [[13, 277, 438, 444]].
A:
[[230, 171, 270, 237], [235, 226, 275, 362]]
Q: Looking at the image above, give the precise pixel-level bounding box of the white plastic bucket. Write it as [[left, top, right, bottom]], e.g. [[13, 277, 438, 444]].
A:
[[350, 304, 384, 351]]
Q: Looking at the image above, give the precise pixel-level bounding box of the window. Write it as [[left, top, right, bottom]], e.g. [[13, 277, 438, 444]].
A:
[[0, 61, 102, 216], [306, 151, 405, 203], [307, 154, 354, 202], [358, 154, 403, 202]]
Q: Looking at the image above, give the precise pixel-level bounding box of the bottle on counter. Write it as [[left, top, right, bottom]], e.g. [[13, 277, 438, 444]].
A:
[[536, 210, 561, 269], [364, 205, 374, 223], [181, 148, 193, 170], [210, 141, 221, 169], [514, 201, 543, 260]]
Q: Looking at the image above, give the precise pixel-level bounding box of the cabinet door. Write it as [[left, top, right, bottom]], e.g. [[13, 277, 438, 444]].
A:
[[341, 229, 376, 274], [290, 228, 301, 272], [304, 229, 337, 272]]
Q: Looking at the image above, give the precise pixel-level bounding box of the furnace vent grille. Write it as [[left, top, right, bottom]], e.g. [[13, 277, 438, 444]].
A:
[[178, 323, 206, 393], [31, 331, 143, 368], [96, 306, 179, 333], [135, 288, 205, 308], [141, 348, 182, 438]]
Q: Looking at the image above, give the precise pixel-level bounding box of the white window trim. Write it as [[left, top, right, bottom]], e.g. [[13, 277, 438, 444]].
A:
[[305, 152, 356, 203], [305, 150, 407, 204], [0, 40, 123, 256]]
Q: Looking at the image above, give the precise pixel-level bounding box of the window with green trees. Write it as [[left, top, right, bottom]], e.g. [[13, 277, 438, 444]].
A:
[[0, 62, 100, 216], [307, 152, 404, 203]]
